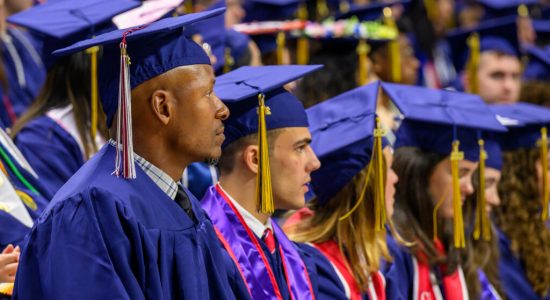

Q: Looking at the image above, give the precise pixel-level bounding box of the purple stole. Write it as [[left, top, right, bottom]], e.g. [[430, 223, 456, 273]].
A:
[[201, 184, 316, 300]]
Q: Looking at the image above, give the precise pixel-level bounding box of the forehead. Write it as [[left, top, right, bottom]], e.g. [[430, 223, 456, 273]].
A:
[[478, 51, 521, 71], [168, 64, 214, 87], [272, 127, 311, 143]]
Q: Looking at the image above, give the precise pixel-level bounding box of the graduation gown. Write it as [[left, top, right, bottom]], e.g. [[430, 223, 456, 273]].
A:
[[384, 236, 469, 300], [200, 184, 316, 300], [498, 229, 549, 300], [182, 162, 218, 200], [0, 129, 50, 249], [0, 27, 45, 128], [13, 144, 248, 300], [15, 115, 86, 196]]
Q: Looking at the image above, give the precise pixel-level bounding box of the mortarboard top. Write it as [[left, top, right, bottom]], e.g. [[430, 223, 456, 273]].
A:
[[523, 45, 550, 80], [215, 64, 322, 147], [306, 81, 388, 205], [383, 82, 507, 161], [484, 136, 503, 170], [54, 8, 225, 127], [490, 102, 550, 151], [7, 0, 141, 69], [446, 16, 520, 74], [112, 0, 184, 29], [532, 19, 550, 45]]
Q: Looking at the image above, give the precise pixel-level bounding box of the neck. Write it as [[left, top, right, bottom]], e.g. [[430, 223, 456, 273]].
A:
[[131, 135, 191, 182], [219, 172, 271, 224]]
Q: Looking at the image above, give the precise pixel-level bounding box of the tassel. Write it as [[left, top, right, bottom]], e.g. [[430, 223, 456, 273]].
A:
[[276, 32, 286, 65], [184, 0, 193, 14], [423, 0, 437, 22], [451, 140, 466, 248], [114, 35, 136, 179], [256, 93, 274, 214], [85, 46, 99, 140], [466, 33, 480, 94], [517, 4, 529, 17], [474, 139, 491, 241], [224, 47, 234, 74], [541, 127, 549, 220], [339, 118, 386, 228], [383, 7, 401, 83], [296, 4, 309, 65], [339, 0, 350, 14], [356, 38, 370, 86], [316, 0, 329, 20]]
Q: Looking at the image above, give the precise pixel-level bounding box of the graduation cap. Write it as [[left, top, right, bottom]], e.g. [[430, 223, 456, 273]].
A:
[[477, 0, 539, 20], [446, 16, 519, 94], [215, 64, 322, 213], [53, 8, 225, 179], [307, 81, 390, 230], [523, 45, 550, 80], [224, 29, 252, 73], [532, 19, 550, 45], [383, 82, 506, 248], [7, 0, 141, 69], [490, 102, 550, 220]]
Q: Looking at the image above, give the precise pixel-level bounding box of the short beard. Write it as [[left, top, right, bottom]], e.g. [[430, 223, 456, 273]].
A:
[[205, 157, 219, 166]]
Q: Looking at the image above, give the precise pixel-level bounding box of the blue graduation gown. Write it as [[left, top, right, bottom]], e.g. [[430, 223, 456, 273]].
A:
[[256, 233, 292, 300], [498, 229, 549, 300], [0, 27, 45, 128], [183, 162, 218, 200], [382, 233, 413, 300], [15, 116, 85, 196], [0, 139, 50, 249], [13, 144, 248, 300]]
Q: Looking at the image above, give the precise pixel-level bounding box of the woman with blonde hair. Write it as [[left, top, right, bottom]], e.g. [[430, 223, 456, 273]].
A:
[[285, 81, 400, 299]]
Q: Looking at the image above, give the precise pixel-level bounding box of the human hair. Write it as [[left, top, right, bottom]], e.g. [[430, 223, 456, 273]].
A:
[[520, 80, 550, 108], [391, 146, 460, 271], [294, 47, 358, 108], [11, 52, 106, 160], [286, 158, 391, 292], [217, 129, 283, 175], [495, 148, 550, 297], [461, 169, 506, 299]]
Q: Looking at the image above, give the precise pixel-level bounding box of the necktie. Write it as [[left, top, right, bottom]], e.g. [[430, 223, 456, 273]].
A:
[[175, 186, 197, 223], [262, 228, 276, 254]]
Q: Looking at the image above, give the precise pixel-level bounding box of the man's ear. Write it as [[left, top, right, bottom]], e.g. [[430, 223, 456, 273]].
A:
[[151, 90, 173, 125], [242, 144, 259, 175]]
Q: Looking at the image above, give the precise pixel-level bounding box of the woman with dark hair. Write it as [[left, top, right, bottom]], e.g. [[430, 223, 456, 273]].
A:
[[490, 103, 550, 299], [381, 82, 506, 299], [7, 0, 138, 196], [285, 82, 401, 299], [461, 138, 506, 299]]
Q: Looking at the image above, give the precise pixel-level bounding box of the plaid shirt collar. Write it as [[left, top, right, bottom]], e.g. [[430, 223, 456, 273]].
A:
[[109, 140, 178, 200]]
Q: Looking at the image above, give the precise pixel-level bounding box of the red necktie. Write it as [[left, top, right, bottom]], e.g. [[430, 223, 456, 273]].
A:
[[262, 228, 276, 254]]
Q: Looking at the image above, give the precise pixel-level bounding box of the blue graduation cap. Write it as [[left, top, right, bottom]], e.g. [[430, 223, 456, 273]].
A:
[[523, 45, 550, 80], [243, 0, 301, 23], [484, 136, 503, 170], [446, 16, 519, 93], [307, 81, 388, 212], [215, 64, 322, 214], [383, 82, 507, 247], [53, 8, 225, 179], [225, 29, 251, 71], [215, 64, 322, 147], [7, 0, 141, 69], [490, 102, 550, 220]]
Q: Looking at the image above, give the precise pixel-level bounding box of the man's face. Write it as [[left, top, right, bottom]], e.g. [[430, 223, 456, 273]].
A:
[[270, 127, 320, 210], [476, 51, 522, 104], [225, 0, 245, 28], [169, 65, 229, 163]]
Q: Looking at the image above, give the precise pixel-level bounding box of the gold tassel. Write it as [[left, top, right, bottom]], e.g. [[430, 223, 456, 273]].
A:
[[256, 94, 274, 214], [85, 46, 99, 140], [451, 140, 466, 248], [383, 7, 401, 83], [316, 0, 329, 20], [423, 0, 437, 22], [339, 0, 350, 14], [517, 4, 529, 17], [184, 0, 193, 14], [474, 139, 491, 241], [296, 4, 309, 65], [276, 32, 286, 65], [356, 38, 370, 86], [224, 47, 234, 74], [466, 33, 480, 94], [541, 127, 549, 220]]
